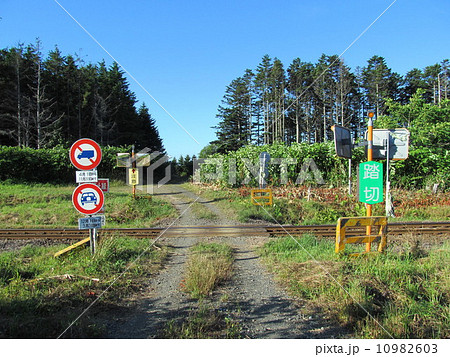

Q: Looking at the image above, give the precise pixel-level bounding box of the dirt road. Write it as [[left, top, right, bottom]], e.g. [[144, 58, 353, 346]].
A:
[[106, 183, 348, 338]]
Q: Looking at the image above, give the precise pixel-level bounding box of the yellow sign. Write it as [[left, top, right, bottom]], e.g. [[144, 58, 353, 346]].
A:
[[251, 189, 273, 206], [129, 168, 139, 185], [335, 216, 387, 256]]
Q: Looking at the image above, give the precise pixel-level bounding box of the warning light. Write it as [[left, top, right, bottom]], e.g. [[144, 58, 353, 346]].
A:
[[368, 111, 375, 118]]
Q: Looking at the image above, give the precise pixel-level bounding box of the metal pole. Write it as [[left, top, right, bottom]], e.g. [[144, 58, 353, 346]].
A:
[[366, 112, 374, 253], [348, 158, 352, 195], [132, 145, 136, 199], [385, 131, 393, 217], [89, 228, 96, 255]]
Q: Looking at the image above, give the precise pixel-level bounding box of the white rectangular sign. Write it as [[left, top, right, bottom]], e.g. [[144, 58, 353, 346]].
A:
[[365, 128, 410, 160], [78, 216, 102, 229], [97, 214, 106, 227], [76, 170, 98, 183]]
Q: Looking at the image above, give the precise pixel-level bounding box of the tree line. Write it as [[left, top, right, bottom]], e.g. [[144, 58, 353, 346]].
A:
[[0, 40, 164, 152], [212, 54, 449, 153]]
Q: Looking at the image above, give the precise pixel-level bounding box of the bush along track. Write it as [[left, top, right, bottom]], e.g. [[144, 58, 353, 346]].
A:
[[259, 235, 450, 338], [0, 235, 169, 338], [184, 182, 450, 225]]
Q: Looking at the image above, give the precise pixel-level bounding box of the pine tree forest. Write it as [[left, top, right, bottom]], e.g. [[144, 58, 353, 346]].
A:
[[212, 54, 450, 153], [0, 41, 164, 152]]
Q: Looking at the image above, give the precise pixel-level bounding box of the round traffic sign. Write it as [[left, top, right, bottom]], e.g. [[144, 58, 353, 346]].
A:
[[70, 138, 102, 171], [72, 183, 105, 215]]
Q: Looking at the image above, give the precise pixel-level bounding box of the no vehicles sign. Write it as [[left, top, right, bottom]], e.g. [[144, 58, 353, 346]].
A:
[[72, 183, 105, 215], [70, 138, 102, 171]]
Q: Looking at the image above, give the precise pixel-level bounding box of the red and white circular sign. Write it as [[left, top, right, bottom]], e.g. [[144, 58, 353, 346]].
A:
[[69, 138, 102, 171], [72, 183, 105, 215]]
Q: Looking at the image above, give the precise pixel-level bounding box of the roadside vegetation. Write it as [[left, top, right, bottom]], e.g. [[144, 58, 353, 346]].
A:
[[0, 182, 177, 228], [183, 242, 234, 299], [162, 303, 241, 339], [0, 236, 169, 338], [161, 242, 239, 338], [259, 235, 449, 338], [189, 202, 218, 220], [183, 183, 450, 225]]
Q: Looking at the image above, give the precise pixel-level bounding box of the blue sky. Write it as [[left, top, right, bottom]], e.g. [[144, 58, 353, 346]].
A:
[[1, 0, 449, 158]]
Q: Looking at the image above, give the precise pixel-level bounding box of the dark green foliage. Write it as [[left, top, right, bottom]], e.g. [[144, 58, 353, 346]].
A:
[[0, 42, 164, 152], [376, 91, 450, 188], [0, 145, 128, 183], [212, 76, 253, 153], [170, 154, 195, 180], [211, 54, 450, 189], [212, 54, 448, 151]]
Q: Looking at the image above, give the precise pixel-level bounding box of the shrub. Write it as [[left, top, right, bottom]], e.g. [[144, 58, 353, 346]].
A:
[[0, 145, 130, 183]]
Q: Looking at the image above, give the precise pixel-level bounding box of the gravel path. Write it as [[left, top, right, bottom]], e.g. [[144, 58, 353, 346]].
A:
[[217, 236, 347, 338], [106, 183, 349, 339]]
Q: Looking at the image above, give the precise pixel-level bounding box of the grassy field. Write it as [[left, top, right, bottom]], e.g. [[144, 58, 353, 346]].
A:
[[183, 183, 450, 225], [0, 182, 177, 228], [259, 235, 449, 338], [0, 235, 169, 338]]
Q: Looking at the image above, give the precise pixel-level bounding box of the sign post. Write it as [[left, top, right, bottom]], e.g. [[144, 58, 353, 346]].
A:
[[331, 125, 353, 194], [250, 152, 273, 206], [69, 138, 103, 255], [366, 112, 374, 252], [259, 151, 271, 189], [385, 131, 394, 217], [131, 146, 136, 199], [56, 139, 107, 258], [117, 149, 150, 198]]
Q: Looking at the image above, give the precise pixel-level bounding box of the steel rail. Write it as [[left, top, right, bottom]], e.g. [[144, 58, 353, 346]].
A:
[[0, 221, 449, 240]]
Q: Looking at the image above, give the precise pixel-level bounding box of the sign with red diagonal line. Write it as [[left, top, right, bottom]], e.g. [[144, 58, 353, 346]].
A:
[[70, 138, 102, 171], [72, 183, 105, 215]]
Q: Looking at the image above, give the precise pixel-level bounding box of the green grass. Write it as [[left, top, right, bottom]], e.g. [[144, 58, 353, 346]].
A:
[[183, 183, 450, 225], [182, 183, 298, 223], [182, 183, 355, 225], [395, 205, 450, 221], [161, 242, 239, 339], [259, 235, 450, 338], [0, 236, 168, 338], [162, 302, 241, 339], [190, 202, 218, 220], [0, 182, 177, 228], [183, 242, 233, 299]]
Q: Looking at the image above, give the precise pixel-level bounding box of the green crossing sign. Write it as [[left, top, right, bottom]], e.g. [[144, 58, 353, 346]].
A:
[[359, 161, 383, 204]]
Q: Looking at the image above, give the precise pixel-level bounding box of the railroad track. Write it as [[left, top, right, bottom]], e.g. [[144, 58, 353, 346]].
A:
[[0, 221, 449, 240]]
